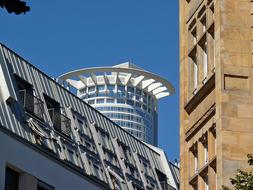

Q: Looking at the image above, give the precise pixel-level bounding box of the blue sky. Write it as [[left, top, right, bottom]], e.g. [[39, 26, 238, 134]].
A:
[[0, 1, 179, 161]]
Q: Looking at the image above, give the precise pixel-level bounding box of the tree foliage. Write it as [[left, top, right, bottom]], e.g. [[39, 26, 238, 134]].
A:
[[0, 0, 30, 15], [222, 154, 253, 190]]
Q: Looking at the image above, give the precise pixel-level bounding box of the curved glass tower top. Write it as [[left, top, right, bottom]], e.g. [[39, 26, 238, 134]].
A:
[[58, 62, 175, 145]]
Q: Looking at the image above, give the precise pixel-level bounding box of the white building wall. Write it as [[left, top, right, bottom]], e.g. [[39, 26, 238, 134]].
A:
[[0, 130, 105, 190]]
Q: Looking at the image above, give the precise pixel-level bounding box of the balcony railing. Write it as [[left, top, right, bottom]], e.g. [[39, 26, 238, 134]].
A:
[[48, 108, 71, 136], [19, 90, 44, 120]]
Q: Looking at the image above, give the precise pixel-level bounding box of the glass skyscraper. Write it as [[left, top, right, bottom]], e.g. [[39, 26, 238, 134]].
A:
[[58, 62, 174, 145]]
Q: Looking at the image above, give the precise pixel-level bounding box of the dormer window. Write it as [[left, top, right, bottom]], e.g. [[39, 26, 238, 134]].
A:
[[43, 94, 71, 137], [15, 75, 44, 120]]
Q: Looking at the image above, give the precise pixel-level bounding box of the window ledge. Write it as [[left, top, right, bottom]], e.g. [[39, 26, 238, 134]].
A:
[[199, 164, 208, 177], [209, 156, 216, 170], [185, 72, 215, 114], [189, 172, 198, 185]]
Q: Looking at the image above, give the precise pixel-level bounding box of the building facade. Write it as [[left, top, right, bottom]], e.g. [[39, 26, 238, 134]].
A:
[[180, 0, 253, 189], [58, 63, 175, 146], [0, 43, 179, 190]]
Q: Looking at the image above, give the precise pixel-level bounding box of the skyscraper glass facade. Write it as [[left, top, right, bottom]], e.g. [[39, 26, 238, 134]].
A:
[[59, 62, 174, 145], [78, 83, 157, 144]]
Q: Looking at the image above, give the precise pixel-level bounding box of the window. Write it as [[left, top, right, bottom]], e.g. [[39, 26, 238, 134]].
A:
[[43, 95, 59, 116], [76, 154, 83, 168], [120, 144, 135, 165], [136, 102, 141, 108], [117, 85, 125, 92], [88, 92, 96, 98], [15, 75, 33, 95], [77, 119, 84, 130], [190, 143, 198, 175], [97, 91, 106, 97], [143, 162, 148, 174], [187, 5, 215, 99], [189, 50, 198, 95], [107, 85, 115, 91], [67, 148, 76, 164], [65, 148, 82, 168], [127, 93, 134, 99], [97, 85, 105, 91], [117, 99, 125, 104], [127, 100, 134, 106], [107, 153, 114, 164], [200, 15, 206, 33], [127, 86, 134, 93], [147, 95, 151, 103], [44, 95, 60, 114], [88, 86, 96, 92], [79, 87, 86, 94], [92, 163, 100, 177], [136, 88, 141, 96], [84, 140, 97, 153], [142, 91, 147, 101], [88, 160, 104, 181], [44, 95, 71, 137], [200, 133, 208, 165], [77, 118, 91, 138], [189, 26, 197, 47], [107, 91, 115, 97], [207, 6, 215, 70], [204, 141, 208, 164], [96, 99, 105, 104], [87, 99, 95, 104], [104, 150, 118, 167], [37, 180, 55, 190], [188, 20, 200, 97], [129, 166, 140, 180], [15, 75, 44, 120], [135, 95, 141, 101], [117, 86, 126, 97], [194, 151, 198, 174], [5, 167, 19, 190], [202, 41, 208, 81], [138, 158, 154, 180], [193, 56, 198, 91], [199, 28, 208, 83], [99, 132, 113, 150], [204, 175, 208, 190], [106, 98, 115, 103]]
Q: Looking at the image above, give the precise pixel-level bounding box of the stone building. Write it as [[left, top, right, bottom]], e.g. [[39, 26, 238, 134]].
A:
[[179, 0, 253, 189], [0, 43, 179, 190]]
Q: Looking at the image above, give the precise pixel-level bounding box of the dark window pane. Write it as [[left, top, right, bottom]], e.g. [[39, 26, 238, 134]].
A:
[[127, 86, 134, 93], [37, 179, 55, 190], [88, 86, 96, 92], [117, 85, 125, 92], [96, 99, 105, 104], [97, 85, 105, 91], [5, 167, 19, 190], [107, 85, 115, 91]]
